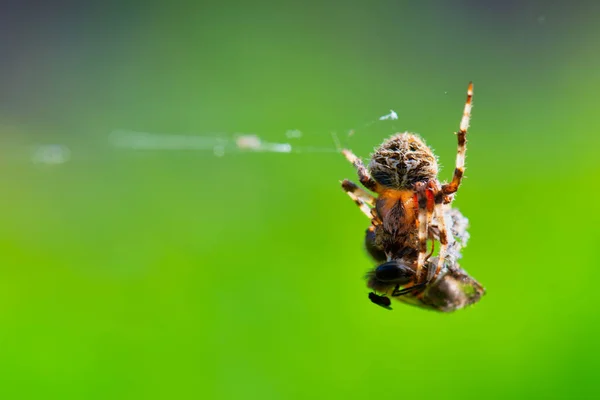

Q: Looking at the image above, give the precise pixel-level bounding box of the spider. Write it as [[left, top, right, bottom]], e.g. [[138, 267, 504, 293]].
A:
[[341, 82, 484, 312]]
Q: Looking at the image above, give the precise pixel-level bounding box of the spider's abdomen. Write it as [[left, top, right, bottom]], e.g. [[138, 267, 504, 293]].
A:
[[368, 133, 438, 190]]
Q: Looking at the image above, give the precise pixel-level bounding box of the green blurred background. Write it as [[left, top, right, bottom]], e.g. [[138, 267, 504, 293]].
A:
[[1, 1, 599, 398]]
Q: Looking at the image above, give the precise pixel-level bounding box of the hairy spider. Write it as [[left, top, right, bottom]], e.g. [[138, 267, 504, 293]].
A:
[[341, 82, 484, 312]]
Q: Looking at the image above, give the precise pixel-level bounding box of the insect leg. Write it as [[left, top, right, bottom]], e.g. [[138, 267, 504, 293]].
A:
[[415, 182, 428, 282], [341, 179, 375, 219], [443, 82, 473, 196], [342, 149, 378, 192], [391, 282, 427, 297], [368, 292, 392, 310]]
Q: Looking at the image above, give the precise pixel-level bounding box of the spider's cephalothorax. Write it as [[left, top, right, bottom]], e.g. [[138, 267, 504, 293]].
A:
[[369, 133, 438, 190], [341, 82, 484, 312]]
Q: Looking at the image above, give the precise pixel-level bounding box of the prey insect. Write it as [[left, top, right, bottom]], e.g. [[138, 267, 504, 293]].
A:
[[342, 83, 484, 312]]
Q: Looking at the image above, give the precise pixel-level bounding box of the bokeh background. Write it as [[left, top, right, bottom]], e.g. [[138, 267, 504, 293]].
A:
[[1, 0, 599, 398]]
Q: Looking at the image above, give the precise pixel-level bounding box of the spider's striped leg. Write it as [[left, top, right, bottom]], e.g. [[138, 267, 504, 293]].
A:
[[341, 179, 375, 219], [415, 182, 429, 282], [425, 184, 436, 259], [342, 149, 378, 192], [428, 186, 450, 282], [443, 82, 473, 196]]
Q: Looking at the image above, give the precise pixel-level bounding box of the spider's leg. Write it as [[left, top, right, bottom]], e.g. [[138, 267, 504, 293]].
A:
[[425, 184, 435, 258], [443, 82, 473, 196], [415, 182, 429, 282], [425, 238, 436, 260], [342, 149, 378, 192], [341, 179, 375, 206], [341, 179, 375, 219], [428, 186, 450, 282]]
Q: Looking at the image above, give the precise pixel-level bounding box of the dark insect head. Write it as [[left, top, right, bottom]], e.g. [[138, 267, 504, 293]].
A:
[[374, 260, 415, 285]]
